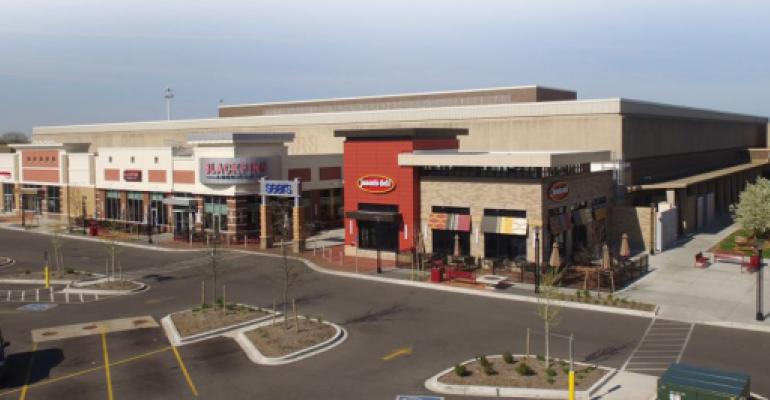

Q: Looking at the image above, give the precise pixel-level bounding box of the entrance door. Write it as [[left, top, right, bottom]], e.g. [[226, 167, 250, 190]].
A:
[[174, 210, 192, 239]]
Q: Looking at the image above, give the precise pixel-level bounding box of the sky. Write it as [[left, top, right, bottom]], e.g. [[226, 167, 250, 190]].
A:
[[0, 0, 768, 135]]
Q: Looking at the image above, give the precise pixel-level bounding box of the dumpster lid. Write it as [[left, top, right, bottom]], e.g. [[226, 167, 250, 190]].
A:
[[660, 363, 749, 396]]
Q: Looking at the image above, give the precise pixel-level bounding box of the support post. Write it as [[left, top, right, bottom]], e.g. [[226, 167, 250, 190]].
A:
[[568, 333, 575, 400], [534, 227, 541, 294], [757, 260, 765, 321]]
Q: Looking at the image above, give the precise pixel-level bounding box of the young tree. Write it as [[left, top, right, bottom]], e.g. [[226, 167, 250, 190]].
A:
[[269, 198, 303, 327], [731, 177, 770, 237], [536, 267, 564, 369], [199, 226, 230, 308], [50, 229, 64, 274], [101, 221, 127, 281]]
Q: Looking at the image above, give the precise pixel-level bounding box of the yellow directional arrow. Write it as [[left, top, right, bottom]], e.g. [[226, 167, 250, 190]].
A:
[[382, 347, 413, 361]]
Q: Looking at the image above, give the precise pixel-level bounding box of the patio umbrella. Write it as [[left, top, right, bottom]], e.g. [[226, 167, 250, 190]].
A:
[[601, 243, 611, 270], [549, 242, 561, 268], [416, 231, 426, 256], [453, 233, 461, 257], [619, 233, 631, 258]]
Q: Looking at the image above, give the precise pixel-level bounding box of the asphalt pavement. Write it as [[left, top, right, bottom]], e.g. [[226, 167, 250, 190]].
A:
[[1, 229, 769, 399]]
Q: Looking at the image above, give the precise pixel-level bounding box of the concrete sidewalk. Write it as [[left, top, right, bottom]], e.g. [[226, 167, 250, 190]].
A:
[[592, 371, 657, 400], [620, 221, 770, 331]]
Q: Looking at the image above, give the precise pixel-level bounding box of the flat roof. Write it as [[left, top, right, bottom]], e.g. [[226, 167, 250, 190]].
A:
[[334, 128, 468, 139], [33, 98, 767, 136], [186, 132, 295, 145], [398, 149, 611, 168], [637, 162, 768, 190], [218, 85, 573, 109]]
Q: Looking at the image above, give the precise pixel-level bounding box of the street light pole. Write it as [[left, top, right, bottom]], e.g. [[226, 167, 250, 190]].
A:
[[164, 87, 174, 120], [757, 259, 765, 321], [376, 216, 382, 274], [82, 196, 87, 235]]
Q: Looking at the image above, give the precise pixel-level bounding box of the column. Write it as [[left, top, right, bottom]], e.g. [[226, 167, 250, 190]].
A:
[[41, 186, 49, 215], [142, 192, 150, 224], [328, 189, 335, 220], [292, 203, 304, 253], [195, 196, 204, 238], [13, 183, 21, 213], [166, 194, 174, 234], [0, 184, 5, 212], [226, 196, 249, 241], [95, 189, 106, 219], [259, 201, 271, 250]]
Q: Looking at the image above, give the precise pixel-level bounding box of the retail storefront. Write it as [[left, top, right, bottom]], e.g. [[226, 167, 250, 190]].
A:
[[339, 128, 614, 263]]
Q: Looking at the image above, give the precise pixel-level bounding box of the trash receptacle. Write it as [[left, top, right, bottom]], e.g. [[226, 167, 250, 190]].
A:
[[89, 221, 98, 236], [658, 363, 750, 400], [750, 255, 760, 269], [430, 267, 443, 283]]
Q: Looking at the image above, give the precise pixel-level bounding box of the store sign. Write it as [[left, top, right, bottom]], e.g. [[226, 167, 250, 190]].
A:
[[199, 157, 267, 184], [0, 171, 11, 180], [123, 169, 142, 182], [548, 181, 569, 202], [357, 174, 396, 194], [260, 179, 301, 198]]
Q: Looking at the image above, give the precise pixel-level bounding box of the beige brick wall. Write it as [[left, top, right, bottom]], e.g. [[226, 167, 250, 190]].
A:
[[610, 206, 653, 252]]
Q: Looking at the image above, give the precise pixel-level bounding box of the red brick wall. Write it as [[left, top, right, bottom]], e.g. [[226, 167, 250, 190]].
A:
[[104, 169, 119, 181], [148, 170, 167, 183], [288, 168, 311, 181], [343, 137, 459, 251], [173, 170, 195, 184], [319, 166, 342, 180], [21, 150, 59, 168], [22, 169, 59, 183]]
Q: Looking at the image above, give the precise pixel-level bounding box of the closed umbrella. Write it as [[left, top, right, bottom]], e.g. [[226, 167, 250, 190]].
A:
[[601, 243, 611, 270], [453, 233, 461, 257], [619, 233, 631, 258], [549, 242, 561, 268]]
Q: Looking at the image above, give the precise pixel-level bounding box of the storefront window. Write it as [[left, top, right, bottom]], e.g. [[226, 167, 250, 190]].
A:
[[358, 220, 398, 251], [46, 186, 60, 213], [105, 191, 121, 220], [150, 193, 168, 226], [2, 184, 14, 212], [430, 206, 471, 256], [482, 209, 527, 260], [203, 196, 228, 232], [126, 192, 144, 223], [22, 185, 42, 214]]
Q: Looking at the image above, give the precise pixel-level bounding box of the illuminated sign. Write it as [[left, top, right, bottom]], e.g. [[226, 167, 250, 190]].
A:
[[260, 179, 301, 198], [123, 169, 142, 182], [357, 175, 395, 194], [548, 181, 569, 202], [0, 171, 11, 180], [199, 157, 267, 184]]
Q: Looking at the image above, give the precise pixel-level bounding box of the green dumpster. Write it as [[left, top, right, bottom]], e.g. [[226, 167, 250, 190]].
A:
[[658, 363, 750, 400]]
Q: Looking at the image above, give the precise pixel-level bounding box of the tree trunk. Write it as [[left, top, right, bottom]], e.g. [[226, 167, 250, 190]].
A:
[[544, 314, 550, 369], [282, 239, 289, 327]]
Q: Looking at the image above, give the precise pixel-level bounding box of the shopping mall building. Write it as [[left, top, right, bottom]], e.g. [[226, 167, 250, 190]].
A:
[[1, 85, 767, 260]]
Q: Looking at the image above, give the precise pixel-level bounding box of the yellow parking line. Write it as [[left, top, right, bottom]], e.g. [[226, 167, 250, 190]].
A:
[[18, 342, 37, 400], [0, 347, 171, 398], [171, 346, 198, 397], [100, 329, 114, 400]]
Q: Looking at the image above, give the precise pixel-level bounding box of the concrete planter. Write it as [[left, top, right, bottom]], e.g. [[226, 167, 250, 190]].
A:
[[161, 305, 279, 346], [231, 316, 347, 366], [424, 355, 616, 399], [62, 279, 148, 296]]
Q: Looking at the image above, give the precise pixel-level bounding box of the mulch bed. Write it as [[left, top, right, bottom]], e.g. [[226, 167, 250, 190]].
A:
[[438, 356, 607, 390], [0, 268, 92, 280], [171, 305, 269, 337], [245, 318, 336, 358]]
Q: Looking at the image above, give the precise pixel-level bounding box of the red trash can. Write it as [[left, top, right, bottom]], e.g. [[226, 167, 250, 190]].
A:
[[750, 255, 760, 269], [89, 221, 99, 236], [430, 267, 443, 283]]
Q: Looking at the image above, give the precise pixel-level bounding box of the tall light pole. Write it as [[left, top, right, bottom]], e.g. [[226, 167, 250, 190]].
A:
[[534, 226, 541, 294], [164, 86, 174, 120]]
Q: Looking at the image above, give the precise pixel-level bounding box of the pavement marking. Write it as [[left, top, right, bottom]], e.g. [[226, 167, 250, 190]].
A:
[[171, 346, 198, 397], [382, 347, 413, 361], [18, 342, 37, 400], [101, 328, 114, 400], [31, 316, 159, 343], [0, 347, 172, 398], [143, 296, 174, 305], [622, 318, 694, 375]]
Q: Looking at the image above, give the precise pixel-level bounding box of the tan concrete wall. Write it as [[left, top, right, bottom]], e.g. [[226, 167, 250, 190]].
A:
[[610, 206, 653, 252]]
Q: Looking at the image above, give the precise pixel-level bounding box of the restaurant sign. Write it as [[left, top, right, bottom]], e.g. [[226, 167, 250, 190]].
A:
[[0, 171, 12, 181], [548, 181, 569, 202], [357, 174, 396, 194], [200, 157, 267, 184], [123, 169, 142, 182], [260, 179, 301, 198]]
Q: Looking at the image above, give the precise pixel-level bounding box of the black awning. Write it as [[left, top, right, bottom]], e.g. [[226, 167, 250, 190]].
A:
[[345, 210, 400, 223]]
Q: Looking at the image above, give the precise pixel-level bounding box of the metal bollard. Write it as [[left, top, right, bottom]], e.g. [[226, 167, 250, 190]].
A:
[[50, 287, 54, 302], [36, 289, 39, 302]]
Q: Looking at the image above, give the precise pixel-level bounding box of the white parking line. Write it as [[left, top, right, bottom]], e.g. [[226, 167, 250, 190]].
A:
[[622, 318, 695, 374]]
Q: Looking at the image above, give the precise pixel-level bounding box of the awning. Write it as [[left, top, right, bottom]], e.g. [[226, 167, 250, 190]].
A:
[[481, 216, 527, 235], [162, 197, 198, 207], [427, 213, 471, 232], [345, 210, 400, 223], [594, 206, 608, 221]]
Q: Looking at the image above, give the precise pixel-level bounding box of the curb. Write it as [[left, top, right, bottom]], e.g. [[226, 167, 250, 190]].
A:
[[698, 320, 770, 334], [229, 249, 658, 320], [0, 278, 74, 285], [229, 316, 348, 366], [161, 306, 278, 346], [63, 279, 148, 296], [424, 355, 617, 400]]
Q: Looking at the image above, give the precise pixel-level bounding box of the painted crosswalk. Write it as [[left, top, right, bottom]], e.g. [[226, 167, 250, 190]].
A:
[[1, 288, 102, 304], [622, 318, 693, 375]]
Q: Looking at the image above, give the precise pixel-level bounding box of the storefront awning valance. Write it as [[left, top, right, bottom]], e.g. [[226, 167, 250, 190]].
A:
[[481, 216, 527, 235], [345, 210, 400, 223], [162, 197, 197, 207], [427, 213, 471, 232], [594, 206, 608, 221]]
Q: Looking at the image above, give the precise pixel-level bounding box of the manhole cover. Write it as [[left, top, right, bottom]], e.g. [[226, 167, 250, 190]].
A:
[[17, 303, 57, 312], [82, 324, 98, 330], [133, 319, 148, 326], [41, 331, 57, 337]]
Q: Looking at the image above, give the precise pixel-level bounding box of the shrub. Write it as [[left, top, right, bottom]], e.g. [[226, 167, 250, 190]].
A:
[[453, 363, 468, 377], [483, 365, 497, 376], [546, 377, 555, 384], [216, 297, 224, 308], [562, 365, 570, 374], [192, 307, 201, 313], [24, 269, 30, 274], [478, 355, 490, 368], [201, 303, 211, 309], [502, 352, 514, 364], [515, 361, 535, 376], [536, 354, 545, 362], [65, 267, 75, 274], [576, 290, 582, 299], [545, 368, 557, 377]]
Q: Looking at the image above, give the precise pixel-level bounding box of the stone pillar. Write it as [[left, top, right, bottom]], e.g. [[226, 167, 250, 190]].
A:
[[195, 196, 204, 237], [142, 192, 151, 224], [119, 191, 128, 222], [41, 186, 49, 215], [13, 183, 21, 212], [166, 194, 174, 234], [666, 189, 676, 207], [328, 189, 335, 220], [292, 205, 304, 253], [471, 215, 483, 259], [226, 196, 249, 241], [259, 203, 271, 249], [0, 184, 5, 212], [95, 189, 105, 219]]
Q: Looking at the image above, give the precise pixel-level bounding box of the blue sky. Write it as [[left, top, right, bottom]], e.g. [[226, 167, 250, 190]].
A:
[[1, 0, 768, 134]]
